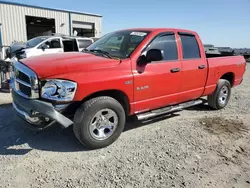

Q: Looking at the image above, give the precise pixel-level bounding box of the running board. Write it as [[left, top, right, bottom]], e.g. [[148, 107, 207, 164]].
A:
[[136, 99, 204, 120]]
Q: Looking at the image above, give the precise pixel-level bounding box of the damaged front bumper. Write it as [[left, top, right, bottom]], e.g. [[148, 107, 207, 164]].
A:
[[12, 89, 74, 131]]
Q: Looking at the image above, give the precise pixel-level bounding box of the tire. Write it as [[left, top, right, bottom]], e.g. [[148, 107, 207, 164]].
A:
[[73, 96, 126, 149], [208, 79, 231, 110]]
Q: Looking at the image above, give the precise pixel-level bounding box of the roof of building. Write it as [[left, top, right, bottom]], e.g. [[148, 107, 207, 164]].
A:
[[0, 0, 102, 17]]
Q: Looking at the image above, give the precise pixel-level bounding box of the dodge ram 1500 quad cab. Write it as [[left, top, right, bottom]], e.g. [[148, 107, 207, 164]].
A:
[[10, 28, 246, 149]]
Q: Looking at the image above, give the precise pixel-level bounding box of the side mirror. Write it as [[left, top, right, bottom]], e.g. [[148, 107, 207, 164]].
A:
[[137, 54, 150, 66], [146, 49, 163, 62], [41, 44, 49, 51], [137, 49, 163, 66]]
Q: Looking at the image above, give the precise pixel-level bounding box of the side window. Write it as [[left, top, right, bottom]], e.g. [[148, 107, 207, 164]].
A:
[[179, 34, 201, 59], [147, 34, 178, 61], [78, 39, 93, 48], [49, 39, 61, 49]]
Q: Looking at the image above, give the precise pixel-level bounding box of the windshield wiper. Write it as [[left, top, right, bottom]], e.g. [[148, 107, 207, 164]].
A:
[[89, 49, 113, 59]]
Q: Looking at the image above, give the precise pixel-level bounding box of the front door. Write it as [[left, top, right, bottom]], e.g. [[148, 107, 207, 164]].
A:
[[43, 38, 63, 54], [133, 33, 182, 113], [35, 38, 63, 57]]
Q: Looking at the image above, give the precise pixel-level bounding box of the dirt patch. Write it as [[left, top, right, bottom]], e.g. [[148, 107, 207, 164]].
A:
[[199, 116, 249, 135]]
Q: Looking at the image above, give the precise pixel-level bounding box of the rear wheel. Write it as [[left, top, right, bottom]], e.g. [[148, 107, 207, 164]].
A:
[[208, 79, 231, 110], [73, 96, 126, 149]]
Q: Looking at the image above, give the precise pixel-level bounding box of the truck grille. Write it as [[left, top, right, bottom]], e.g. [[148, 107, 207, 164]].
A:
[[17, 71, 31, 84], [19, 83, 32, 96], [12, 61, 39, 99]]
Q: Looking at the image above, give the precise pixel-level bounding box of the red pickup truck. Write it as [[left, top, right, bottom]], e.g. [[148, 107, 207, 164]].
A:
[[11, 28, 246, 149]]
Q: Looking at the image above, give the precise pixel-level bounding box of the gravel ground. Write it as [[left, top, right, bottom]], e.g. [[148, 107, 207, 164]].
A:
[[0, 65, 249, 188]]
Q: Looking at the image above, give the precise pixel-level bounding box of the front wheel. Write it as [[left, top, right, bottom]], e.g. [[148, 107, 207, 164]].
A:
[[73, 96, 126, 149], [208, 79, 231, 110]]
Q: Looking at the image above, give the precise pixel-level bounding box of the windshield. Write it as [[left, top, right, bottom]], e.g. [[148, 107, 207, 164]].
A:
[[26, 36, 49, 48], [86, 30, 150, 59]]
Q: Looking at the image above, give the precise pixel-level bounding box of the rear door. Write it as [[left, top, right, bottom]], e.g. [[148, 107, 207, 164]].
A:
[[178, 32, 208, 102], [133, 32, 182, 112]]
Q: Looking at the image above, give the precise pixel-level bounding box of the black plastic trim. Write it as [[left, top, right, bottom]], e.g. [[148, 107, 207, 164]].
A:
[[12, 90, 73, 128], [177, 32, 195, 36]]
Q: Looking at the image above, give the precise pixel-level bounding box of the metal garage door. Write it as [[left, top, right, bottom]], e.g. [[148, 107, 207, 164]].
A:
[[72, 21, 95, 37], [72, 21, 93, 29]]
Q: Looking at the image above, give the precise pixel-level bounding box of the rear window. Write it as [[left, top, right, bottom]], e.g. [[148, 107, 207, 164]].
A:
[[179, 34, 201, 59], [78, 39, 93, 48]]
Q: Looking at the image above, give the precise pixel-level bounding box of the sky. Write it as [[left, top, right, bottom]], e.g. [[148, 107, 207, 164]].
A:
[[5, 0, 250, 48]]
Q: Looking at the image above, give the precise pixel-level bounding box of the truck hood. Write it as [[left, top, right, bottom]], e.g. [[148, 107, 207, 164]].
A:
[[20, 52, 121, 78]]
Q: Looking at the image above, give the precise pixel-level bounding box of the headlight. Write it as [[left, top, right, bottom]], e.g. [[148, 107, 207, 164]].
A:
[[41, 79, 77, 102]]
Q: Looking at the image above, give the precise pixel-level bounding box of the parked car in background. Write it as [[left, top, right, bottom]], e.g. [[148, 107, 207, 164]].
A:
[[76, 37, 94, 51], [5, 35, 94, 60], [90, 37, 100, 42], [10, 28, 246, 149]]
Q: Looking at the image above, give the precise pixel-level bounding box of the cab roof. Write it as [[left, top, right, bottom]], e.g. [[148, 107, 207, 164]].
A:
[[118, 28, 198, 35]]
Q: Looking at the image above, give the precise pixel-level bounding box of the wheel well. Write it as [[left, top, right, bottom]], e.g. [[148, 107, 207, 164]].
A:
[[82, 90, 130, 115], [220, 72, 234, 86]]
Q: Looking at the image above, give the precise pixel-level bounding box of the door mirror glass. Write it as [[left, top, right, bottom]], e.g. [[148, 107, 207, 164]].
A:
[[137, 49, 163, 66], [146, 49, 163, 62], [41, 43, 49, 51], [137, 55, 147, 66]]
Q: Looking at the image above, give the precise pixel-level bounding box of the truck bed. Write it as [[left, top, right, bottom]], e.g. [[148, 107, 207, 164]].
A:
[[203, 55, 246, 96]]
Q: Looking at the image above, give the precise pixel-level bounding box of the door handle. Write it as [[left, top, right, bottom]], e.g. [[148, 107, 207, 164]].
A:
[[198, 65, 205, 69], [170, 68, 181, 73]]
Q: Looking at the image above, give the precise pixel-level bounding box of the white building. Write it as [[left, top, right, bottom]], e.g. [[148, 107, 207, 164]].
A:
[[0, 1, 102, 47]]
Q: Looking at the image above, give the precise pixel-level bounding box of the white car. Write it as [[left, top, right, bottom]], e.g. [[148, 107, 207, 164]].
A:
[[15, 35, 94, 59]]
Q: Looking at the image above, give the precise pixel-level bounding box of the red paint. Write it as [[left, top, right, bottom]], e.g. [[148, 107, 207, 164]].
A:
[[21, 28, 246, 115]]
